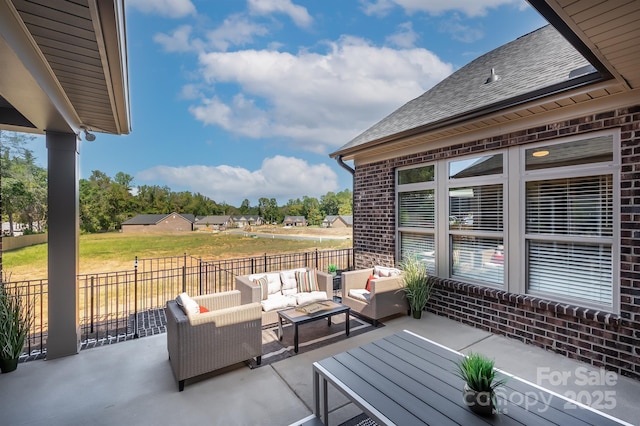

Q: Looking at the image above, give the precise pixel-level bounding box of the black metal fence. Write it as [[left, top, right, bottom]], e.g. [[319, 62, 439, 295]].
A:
[[2, 248, 353, 360]]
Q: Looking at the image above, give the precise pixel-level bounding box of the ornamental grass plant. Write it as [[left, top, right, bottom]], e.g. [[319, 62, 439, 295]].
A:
[[399, 255, 435, 318]]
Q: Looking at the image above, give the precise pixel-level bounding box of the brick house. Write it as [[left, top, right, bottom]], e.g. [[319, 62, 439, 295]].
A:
[[121, 213, 195, 233], [194, 215, 233, 231], [322, 215, 353, 228], [330, 15, 639, 381], [232, 215, 265, 227], [283, 216, 308, 227]]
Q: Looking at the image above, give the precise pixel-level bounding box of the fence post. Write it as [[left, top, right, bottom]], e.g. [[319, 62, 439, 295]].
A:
[[134, 257, 139, 339], [199, 258, 203, 295], [90, 276, 95, 334], [264, 253, 267, 272], [182, 265, 187, 293], [315, 248, 319, 269]]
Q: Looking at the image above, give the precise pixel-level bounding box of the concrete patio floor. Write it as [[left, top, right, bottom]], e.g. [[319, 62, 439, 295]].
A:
[[1, 312, 637, 426]]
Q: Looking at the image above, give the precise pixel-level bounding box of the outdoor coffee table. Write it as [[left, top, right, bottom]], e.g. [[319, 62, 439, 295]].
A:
[[278, 300, 350, 353]]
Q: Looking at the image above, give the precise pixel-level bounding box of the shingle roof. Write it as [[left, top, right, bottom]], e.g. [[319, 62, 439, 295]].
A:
[[121, 213, 196, 225], [332, 25, 596, 155], [122, 214, 168, 225], [195, 215, 232, 225]]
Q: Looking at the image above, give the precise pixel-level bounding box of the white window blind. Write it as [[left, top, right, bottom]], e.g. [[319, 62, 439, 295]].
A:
[[399, 190, 435, 228], [449, 185, 503, 232], [526, 174, 613, 306], [451, 236, 504, 285], [400, 233, 435, 273], [528, 241, 612, 305]]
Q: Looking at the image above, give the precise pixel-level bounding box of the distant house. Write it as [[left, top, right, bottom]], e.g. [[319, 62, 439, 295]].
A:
[[194, 215, 233, 231], [283, 216, 307, 227], [322, 215, 353, 228], [121, 213, 195, 233], [231, 215, 265, 228]]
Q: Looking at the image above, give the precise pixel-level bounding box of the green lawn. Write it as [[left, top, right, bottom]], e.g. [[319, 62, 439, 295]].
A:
[[3, 231, 352, 281]]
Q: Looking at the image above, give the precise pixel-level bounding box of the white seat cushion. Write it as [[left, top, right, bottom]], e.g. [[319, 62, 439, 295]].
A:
[[261, 294, 296, 312], [348, 289, 371, 303], [295, 291, 328, 305], [373, 266, 401, 277], [176, 292, 200, 315]]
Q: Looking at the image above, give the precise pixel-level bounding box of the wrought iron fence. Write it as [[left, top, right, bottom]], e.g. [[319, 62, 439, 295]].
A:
[[2, 248, 353, 360]]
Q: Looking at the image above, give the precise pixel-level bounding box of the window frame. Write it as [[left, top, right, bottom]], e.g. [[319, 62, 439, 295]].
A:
[[394, 129, 620, 313]]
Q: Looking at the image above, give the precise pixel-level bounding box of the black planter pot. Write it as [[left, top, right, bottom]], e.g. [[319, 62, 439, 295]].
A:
[[462, 383, 494, 416], [0, 358, 19, 373], [411, 309, 422, 319]]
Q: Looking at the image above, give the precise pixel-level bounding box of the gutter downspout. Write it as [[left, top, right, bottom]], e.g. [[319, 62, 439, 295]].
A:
[[335, 155, 356, 269]]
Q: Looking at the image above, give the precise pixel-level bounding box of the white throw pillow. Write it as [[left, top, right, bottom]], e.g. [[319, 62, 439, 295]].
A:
[[374, 266, 401, 277], [249, 272, 282, 295], [176, 292, 200, 315], [280, 268, 305, 295]]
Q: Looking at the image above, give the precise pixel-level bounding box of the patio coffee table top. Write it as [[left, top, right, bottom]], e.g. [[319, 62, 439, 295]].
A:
[[279, 300, 348, 323], [313, 330, 631, 426]]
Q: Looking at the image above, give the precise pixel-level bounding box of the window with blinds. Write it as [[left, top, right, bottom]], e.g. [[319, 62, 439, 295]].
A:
[[451, 236, 504, 285], [526, 174, 613, 305], [397, 165, 436, 269]]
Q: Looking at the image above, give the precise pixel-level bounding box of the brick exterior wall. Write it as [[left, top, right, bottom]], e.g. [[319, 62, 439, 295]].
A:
[[122, 215, 193, 233], [353, 105, 640, 380]]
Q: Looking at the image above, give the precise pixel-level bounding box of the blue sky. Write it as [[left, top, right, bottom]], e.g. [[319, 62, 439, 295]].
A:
[[28, 0, 548, 206]]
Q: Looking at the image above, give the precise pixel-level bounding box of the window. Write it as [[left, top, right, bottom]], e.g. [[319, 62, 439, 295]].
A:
[[448, 154, 505, 286], [397, 164, 435, 273], [395, 131, 619, 312], [524, 135, 615, 307]]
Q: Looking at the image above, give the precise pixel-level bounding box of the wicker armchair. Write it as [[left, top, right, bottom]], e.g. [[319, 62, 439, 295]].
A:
[[166, 290, 262, 391], [341, 268, 408, 326]]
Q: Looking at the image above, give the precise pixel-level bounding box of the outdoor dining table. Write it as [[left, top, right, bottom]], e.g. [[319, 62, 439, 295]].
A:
[[312, 330, 631, 425]]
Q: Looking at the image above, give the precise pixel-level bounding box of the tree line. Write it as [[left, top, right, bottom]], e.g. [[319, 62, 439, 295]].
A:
[[1, 131, 352, 234]]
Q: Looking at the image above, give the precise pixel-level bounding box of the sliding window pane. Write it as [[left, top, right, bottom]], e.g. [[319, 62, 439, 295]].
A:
[[400, 233, 435, 273], [451, 236, 504, 286], [528, 241, 612, 306], [449, 185, 503, 231], [399, 190, 434, 228]]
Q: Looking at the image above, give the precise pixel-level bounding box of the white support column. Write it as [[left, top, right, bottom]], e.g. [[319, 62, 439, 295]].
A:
[[46, 131, 80, 359]]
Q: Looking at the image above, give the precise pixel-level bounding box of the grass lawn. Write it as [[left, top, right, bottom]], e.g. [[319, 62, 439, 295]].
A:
[[3, 230, 352, 282]]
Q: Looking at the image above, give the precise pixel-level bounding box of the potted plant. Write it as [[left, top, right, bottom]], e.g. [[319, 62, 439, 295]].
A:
[[453, 352, 507, 415], [0, 283, 34, 373], [327, 264, 338, 276], [399, 255, 434, 319]]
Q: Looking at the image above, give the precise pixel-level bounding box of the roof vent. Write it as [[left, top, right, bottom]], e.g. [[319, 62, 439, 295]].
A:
[[485, 68, 500, 84]]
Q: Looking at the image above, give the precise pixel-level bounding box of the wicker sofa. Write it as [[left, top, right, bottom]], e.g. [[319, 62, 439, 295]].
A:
[[165, 290, 262, 391], [236, 267, 332, 326], [341, 266, 408, 326]]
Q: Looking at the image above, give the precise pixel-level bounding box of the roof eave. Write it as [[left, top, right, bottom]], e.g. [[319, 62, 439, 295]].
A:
[[330, 72, 606, 160]]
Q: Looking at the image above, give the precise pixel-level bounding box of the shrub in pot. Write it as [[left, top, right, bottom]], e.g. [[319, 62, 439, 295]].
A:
[[453, 352, 507, 415], [399, 255, 434, 319], [0, 283, 34, 373]]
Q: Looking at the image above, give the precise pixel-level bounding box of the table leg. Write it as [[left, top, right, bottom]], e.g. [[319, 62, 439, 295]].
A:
[[294, 323, 299, 353], [346, 311, 350, 336], [313, 368, 320, 420], [322, 376, 328, 424], [278, 316, 283, 341], [327, 314, 332, 327]]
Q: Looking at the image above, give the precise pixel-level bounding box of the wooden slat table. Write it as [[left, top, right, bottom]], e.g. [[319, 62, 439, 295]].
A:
[[312, 330, 631, 425]]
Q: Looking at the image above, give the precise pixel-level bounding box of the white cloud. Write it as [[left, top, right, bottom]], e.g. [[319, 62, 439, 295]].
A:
[[135, 156, 338, 204], [128, 0, 196, 18], [248, 0, 313, 28], [154, 25, 202, 53], [189, 36, 452, 152], [361, 0, 522, 17], [386, 22, 419, 48], [206, 14, 270, 51], [439, 14, 484, 43]]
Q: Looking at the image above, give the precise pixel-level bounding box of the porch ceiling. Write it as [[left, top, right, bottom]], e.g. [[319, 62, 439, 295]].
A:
[[0, 0, 130, 136], [534, 0, 640, 90]]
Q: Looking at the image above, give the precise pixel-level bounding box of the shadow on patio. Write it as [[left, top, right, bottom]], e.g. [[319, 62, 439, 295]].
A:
[[1, 312, 637, 426]]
